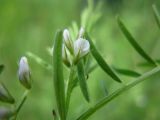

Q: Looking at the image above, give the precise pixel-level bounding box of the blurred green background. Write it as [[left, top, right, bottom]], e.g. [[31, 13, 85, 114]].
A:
[[0, 0, 160, 120]]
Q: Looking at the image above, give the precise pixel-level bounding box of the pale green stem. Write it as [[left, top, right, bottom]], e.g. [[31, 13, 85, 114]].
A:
[[76, 66, 160, 120], [13, 90, 29, 120]]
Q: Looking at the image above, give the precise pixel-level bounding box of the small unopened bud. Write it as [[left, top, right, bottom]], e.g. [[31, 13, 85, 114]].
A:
[[74, 38, 90, 63], [18, 56, 31, 89], [78, 27, 85, 38], [0, 107, 15, 119], [63, 29, 73, 54], [0, 83, 15, 104], [62, 45, 71, 67]]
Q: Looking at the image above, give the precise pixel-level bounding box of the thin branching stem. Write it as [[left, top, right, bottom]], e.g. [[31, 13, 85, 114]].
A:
[[13, 90, 29, 120], [76, 66, 160, 120]]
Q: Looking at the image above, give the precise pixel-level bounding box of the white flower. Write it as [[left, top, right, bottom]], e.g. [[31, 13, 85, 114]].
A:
[[78, 27, 85, 38], [63, 29, 73, 53], [18, 56, 31, 89], [74, 38, 90, 62]]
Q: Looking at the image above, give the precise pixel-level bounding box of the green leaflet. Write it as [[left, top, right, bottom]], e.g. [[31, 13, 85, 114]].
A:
[[0, 83, 15, 104], [117, 16, 157, 66], [113, 67, 141, 77], [138, 59, 160, 67], [77, 60, 90, 102], [85, 33, 122, 83], [53, 30, 66, 120], [26, 52, 52, 70], [76, 66, 160, 120], [152, 4, 160, 29], [0, 65, 4, 75]]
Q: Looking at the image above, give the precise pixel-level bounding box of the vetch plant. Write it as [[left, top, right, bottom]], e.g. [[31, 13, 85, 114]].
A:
[[1, 0, 160, 120], [26, 1, 160, 120]]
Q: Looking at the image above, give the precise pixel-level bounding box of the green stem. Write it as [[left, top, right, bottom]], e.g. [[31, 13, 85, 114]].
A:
[[76, 66, 160, 120], [65, 66, 76, 115], [13, 90, 29, 120]]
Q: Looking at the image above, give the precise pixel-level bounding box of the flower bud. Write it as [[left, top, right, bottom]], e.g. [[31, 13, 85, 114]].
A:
[[0, 107, 15, 119], [78, 27, 85, 38], [62, 45, 71, 67], [74, 38, 90, 63], [18, 56, 31, 89], [0, 83, 15, 104], [63, 29, 73, 54]]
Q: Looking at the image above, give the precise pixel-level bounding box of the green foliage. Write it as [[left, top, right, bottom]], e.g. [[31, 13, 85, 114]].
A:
[[77, 60, 90, 102], [52, 30, 66, 120], [0, 0, 160, 120], [85, 33, 122, 83], [113, 67, 141, 77], [76, 66, 160, 120], [152, 4, 160, 29], [117, 16, 157, 67], [0, 65, 4, 75]]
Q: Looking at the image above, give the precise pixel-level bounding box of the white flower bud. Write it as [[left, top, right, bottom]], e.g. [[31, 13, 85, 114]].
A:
[[63, 29, 70, 41], [18, 56, 31, 89], [63, 29, 73, 54], [78, 27, 85, 38], [74, 38, 90, 63], [62, 45, 71, 67], [0, 107, 15, 119]]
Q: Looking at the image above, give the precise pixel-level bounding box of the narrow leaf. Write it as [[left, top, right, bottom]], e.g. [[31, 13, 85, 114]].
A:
[[53, 30, 66, 120], [26, 52, 52, 70], [77, 60, 90, 102], [0, 83, 15, 104], [152, 4, 160, 29], [76, 66, 160, 120], [113, 67, 141, 77], [138, 59, 160, 67], [85, 33, 122, 83], [117, 16, 157, 66], [0, 65, 4, 75]]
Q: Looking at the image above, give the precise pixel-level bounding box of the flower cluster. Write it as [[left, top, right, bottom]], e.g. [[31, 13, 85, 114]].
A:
[[62, 27, 90, 66]]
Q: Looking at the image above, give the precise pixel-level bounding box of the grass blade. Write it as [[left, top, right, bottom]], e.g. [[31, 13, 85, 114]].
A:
[[85, 33, 122, 83], [117, 16, 157, 66], [0, 64, 4, 75], [76, 66, 160, 120], [77, 60, 90, 102], [113, 67, 141, 77], [152, 4, 160, 29], [53, 30, 66, 120]]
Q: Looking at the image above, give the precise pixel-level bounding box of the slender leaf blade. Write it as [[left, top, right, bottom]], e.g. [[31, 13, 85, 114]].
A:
[[113, 67, 141, 77], [76, 66, 160, 120], [85, 33, 122, 83], [77, 60, 90, 102], [138, 59, 160, 67], [117, 16, 157, 66], [26, 52, 52, 70], [152, 4, 160, 29], [53, 30, 66, 120], [0, 65, 4, 75]]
